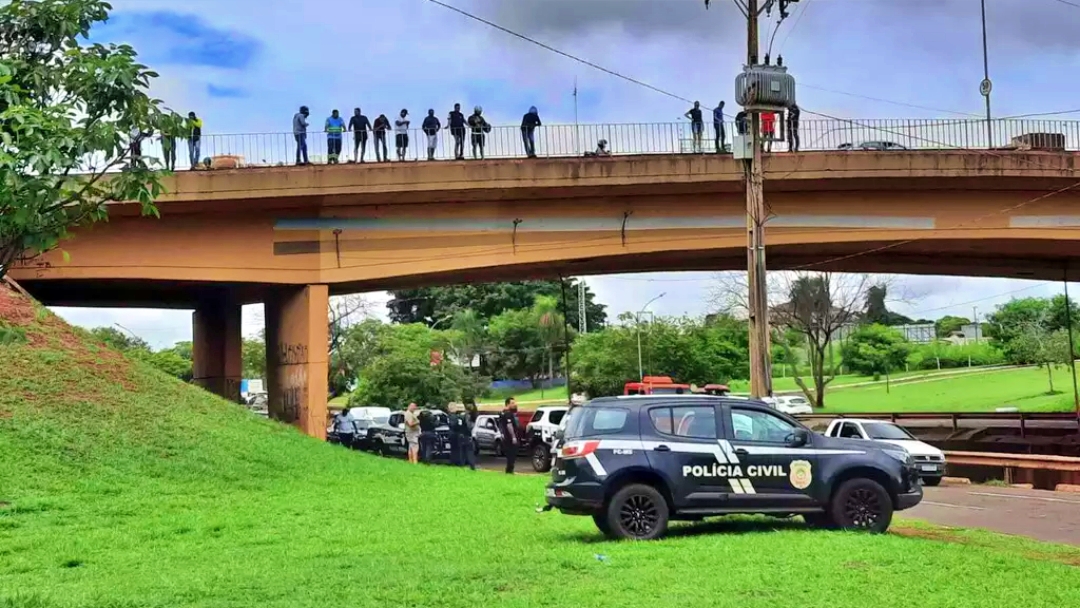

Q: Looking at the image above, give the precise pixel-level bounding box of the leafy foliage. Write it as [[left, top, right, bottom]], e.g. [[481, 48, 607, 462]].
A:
[[862, 284, 914, 326], [0, 0, 182, 278], [572, 315, 749, 397], [907, 341, 1005, 370], [840, 324, 911, 378], [387, 279, 606, 330]]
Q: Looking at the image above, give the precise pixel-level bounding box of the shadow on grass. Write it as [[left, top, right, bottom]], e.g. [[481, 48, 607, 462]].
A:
[[560, 515, 810, 544]]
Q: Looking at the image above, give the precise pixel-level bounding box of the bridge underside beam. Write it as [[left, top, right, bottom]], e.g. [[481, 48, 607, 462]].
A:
[[264, 284, 328, 439]]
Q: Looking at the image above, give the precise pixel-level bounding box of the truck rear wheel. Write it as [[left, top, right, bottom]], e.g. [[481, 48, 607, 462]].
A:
[[829, 478, 893, 533], [532, 443, 553, 473], [602, 484, 669, 541]]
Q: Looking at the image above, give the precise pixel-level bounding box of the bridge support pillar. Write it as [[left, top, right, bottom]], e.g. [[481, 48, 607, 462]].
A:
[[265, 284, 328, 439], [192, 295, 243, 402]]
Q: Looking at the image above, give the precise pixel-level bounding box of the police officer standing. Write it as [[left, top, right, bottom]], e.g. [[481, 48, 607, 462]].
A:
[[448, 403, 475, 470], [498, 397, 521, 474], [418, 408, 436, 463]]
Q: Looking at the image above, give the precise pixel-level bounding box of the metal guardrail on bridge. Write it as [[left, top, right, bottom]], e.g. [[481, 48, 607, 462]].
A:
[[944, 450, 1080, 473], [134, 117, 1080, 171]]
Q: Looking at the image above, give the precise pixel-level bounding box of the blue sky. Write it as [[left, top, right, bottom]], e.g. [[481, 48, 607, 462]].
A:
[[52, 0, 1080, 347]]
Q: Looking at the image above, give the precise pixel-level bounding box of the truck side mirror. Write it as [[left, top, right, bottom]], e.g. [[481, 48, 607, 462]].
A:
[[786, 429, 809, 448]]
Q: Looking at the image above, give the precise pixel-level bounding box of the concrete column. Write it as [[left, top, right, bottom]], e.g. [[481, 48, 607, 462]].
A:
[[192, 296, 242, 402], [265, 284, 328, 439]]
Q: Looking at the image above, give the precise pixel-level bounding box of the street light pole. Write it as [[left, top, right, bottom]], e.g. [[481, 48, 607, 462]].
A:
[[979, 0, 993, 148], [636, 293, 666, 381]]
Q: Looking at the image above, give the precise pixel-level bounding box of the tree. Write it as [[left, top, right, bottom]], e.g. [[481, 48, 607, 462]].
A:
[[89, 326, 150, 352], [986, 297, 1051, 352], [862, 284, 914, 326], [242, 337, 266, 380], [771, 273, 871, 408], [0, 0, 181, 279], [386, 279, 606, 330], [840, 324, 911, 392], [328, 294, 371, 397], [450, 308, 486, 369], [935, 315, 971, 338], [1009, 321, 1070, 394]]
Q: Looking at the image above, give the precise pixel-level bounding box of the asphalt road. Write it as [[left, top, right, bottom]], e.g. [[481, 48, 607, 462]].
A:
[[910, 485, 1080, 546]]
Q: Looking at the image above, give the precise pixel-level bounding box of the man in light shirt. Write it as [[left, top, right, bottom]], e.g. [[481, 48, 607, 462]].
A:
[[403, 402, 421, 464], [394, 109, 411, 161]]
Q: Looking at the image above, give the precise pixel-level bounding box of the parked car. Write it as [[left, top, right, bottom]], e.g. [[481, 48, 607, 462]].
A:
[[472, 414, 506, 456], [761, 395, 813, 416], [367, 409, 453, 460], [526, 406, 570, 473], [345, 407, 392, 451], [823, 418, 946, 486], [838, 141, 908, 151]]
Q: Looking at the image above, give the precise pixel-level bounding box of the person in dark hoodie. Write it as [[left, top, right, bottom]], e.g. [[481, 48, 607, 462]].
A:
[[467, 106, 490, 160], [520, 106, 541, 158], [372, 113, 390, 162], [422, 109, 441, 161], [447, 103, 466, 160]]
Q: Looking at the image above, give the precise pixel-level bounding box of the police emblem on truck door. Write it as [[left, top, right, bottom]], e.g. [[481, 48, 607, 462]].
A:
[[789, 460, 812, 490]]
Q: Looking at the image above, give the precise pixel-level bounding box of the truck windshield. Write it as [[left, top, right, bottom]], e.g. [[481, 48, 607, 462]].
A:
[[564, 407, 629, 439], [864, 422, 915, 440]]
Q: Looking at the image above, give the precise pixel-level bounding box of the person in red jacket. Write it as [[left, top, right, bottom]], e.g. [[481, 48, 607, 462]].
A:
[[761, 111, 777, 153]]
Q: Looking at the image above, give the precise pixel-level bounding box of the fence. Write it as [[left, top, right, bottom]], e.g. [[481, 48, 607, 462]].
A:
[[133, 118, 1080, 171]]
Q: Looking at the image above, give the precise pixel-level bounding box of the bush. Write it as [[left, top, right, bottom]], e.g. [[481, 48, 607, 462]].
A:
[[907, 341, 1006, 370]]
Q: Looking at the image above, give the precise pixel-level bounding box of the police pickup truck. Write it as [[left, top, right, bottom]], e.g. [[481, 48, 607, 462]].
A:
[[367, 409, 452, 459], [542, 396, 923, 540]]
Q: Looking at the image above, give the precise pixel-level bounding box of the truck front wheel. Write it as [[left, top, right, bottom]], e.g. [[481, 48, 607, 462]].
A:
[[532, 443, 553, 473], [829, 478, 893, 533]]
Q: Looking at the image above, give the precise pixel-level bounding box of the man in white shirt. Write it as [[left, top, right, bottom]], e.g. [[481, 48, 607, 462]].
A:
[[394, 109, 410, 161]]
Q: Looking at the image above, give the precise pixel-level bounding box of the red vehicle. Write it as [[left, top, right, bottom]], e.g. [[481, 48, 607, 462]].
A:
[[623, 376, 691, 395], [701, 383, 731, 396]]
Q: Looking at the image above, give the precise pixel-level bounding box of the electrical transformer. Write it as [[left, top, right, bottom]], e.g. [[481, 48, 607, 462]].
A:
[[735, 64, 796, 111]]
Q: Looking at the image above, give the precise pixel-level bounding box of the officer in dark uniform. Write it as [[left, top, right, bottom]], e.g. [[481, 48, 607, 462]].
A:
[[498, 397, 521, 474], [448, 403, 475, 470], [418, 409, 437, 463]]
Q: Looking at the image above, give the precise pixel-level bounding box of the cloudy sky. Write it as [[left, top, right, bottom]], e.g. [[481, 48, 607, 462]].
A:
[[51, 0, 1080, 347]]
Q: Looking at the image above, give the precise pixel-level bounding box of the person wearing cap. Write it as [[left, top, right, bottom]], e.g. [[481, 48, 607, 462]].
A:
[[325, 109, 346, 164], [394, 109, 411, 161], [293, 105, 310, 166], [520, 106, 542, 158], [422, 109, 441, 161], [447, 103, 466, 160], [467, 106, 490, 160]]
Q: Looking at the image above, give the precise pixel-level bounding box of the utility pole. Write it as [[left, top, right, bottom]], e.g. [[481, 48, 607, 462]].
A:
[[1064, 266, 1080, 419], [577, 278, 587, 334], [979, 0, 993, 148], [972, 306, 980, 342]]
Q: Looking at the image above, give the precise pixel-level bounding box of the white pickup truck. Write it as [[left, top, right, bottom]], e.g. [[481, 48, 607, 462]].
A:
[[824, 418, 946, 486]]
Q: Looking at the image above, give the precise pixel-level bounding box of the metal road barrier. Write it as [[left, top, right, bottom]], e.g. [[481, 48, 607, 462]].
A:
[[796, 412, 1080, 437], [944, 450, 1080, 473], [132, 117, 1080, 171]]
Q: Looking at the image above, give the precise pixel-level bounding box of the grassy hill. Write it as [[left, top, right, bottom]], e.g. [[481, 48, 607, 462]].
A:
[[2, 285, 1079, 607]]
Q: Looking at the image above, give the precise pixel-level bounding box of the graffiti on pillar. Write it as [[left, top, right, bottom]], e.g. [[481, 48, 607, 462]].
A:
[[276, 343, 308, 366], [279, 366, 308, 424]]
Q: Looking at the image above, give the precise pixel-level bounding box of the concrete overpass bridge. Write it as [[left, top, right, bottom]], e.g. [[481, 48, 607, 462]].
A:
[[11, 134, 1080, 437]]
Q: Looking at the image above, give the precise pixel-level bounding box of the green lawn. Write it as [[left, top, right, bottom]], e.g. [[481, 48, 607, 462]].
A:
[[818, 366, 1079, 412], [3, 288, 1080, 607]]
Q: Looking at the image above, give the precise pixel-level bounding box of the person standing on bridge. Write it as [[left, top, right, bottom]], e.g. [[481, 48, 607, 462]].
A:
[[348, 108, 371, 163], [394, 109, 411, 162], [521, 106, 541, 158], [761, 110, 777, 153], [293, 105, 310, 166], [685, 101, 704, 153], [448, 103, 466, 160], [422, 109, 441, 161], [325, 109, 346, 164], [373, 114, 390, 162], [468, 106, 490, 160], [787, 103, 800, 153], [186, 112, 203, 169], [713, 101, 726, 154]]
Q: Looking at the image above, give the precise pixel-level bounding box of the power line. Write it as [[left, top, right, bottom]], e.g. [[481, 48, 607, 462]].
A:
[[1050, 0, 1080, 10], [906, 282, 1052, 317], [775, 0, 813, 54]]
